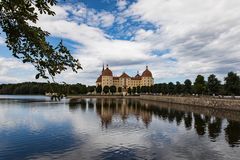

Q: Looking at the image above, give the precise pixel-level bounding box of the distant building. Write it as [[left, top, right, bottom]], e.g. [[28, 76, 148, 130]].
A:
[[96, 64, 154, 90]]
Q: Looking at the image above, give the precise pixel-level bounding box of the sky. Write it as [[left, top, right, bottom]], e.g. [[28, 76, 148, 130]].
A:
[[0, 0, 240, 85]]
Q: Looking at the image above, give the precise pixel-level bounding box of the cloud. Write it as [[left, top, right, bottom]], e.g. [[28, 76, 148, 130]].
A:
[[125, 0, 240, 81], [2, 1, 239, 84], [36, 1, 240, 84], [0, 57, 38, 83], [117, 0, 128, 11], [63, 4, 115, 28], [35, 4, 157, 84]]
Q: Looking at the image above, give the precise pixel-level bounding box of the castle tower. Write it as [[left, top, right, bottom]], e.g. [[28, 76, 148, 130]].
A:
[[101, 64, 113, 87], [141, 66, 154, 86]]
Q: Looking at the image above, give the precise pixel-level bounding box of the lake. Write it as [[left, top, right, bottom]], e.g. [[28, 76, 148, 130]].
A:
[[0, 95, 240, 160]]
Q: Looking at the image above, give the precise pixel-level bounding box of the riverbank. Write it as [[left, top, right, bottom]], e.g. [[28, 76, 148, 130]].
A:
[[138, 99, 240, 122], [138, 95, 240, 111], [68, 95, 240, 111]]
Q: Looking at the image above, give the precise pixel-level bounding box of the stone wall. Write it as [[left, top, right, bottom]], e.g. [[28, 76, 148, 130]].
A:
[[139, 95, 240, 111], [137, 99, 240, 122]]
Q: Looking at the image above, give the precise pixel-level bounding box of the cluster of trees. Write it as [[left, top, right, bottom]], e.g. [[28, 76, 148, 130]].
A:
[[0, 72, 239, 96], [0, 82, 93, 95], [96, 85, 117, 95], [96, 72, 240, 96], [152, 72, 240, 96]]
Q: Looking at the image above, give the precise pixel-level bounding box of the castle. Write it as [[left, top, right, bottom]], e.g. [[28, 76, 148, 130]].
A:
[[96, 64, 154, 90]]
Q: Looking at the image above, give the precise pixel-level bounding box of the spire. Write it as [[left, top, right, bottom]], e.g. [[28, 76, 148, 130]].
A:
[[137, 71, 139, 75], [146, 65, 148, 70], [102, 63, 105, 72], [106, 64, 109, 68]]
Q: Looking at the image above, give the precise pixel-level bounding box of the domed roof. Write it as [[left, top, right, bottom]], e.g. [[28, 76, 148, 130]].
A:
[[141, 66, 152, 77], [120, 72, 130, 78], [96, 75, 102, 82], [102, 65, 113, 76]]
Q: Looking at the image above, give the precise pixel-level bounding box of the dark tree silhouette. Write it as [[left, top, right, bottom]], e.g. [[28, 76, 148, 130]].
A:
[[132, 87, 137, 94], [127, 87, 132, 95], [194, 75, 206, 94], [184, 79, 192, 94], [224, 72, 240, 96], [103, 86, 110, 94], [168, 82, 175, 94], [225, 120, 240, 147], [175, 81, 182, 94], [207, 74, 221, 95], [137, 86, 141, 94], [96, 85, 102, 94], [87, 86, 95, 94], [109, 85, 116, 95]]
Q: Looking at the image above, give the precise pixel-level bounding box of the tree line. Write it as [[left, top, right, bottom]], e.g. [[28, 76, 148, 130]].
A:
[[96, 72, 240, 96], [0, 82, 95, 95], [0, 72, 239, 96]]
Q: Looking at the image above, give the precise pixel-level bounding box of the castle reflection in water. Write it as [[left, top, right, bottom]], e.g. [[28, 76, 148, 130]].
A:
[[69, 98, 240, 147]]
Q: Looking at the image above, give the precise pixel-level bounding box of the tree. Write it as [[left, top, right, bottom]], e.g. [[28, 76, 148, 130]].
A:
[[127, 87, 132, 95], [110, 85, 116, 95], [78, 84, 87, 94], [168, 82, 175, 94], [96, 85, 102, 94], [0, 0, 81, 79], [184, 79, 192, 94], [161, 83, 168, 94], [30, 86, 40, 94], [194, 75, 206, 94], [207, 74, 221, 95], [149, 85, 157, 93], [132, 87, 137, 94], [152, 84, 159, 94], [146, 86, 150, 93], [87, 86, 95, 94], [175, 81, 182, 94], [103, 86, 110, 94], [118, 87, 122, 93], [137, 86, 141, 94], [224, 72, 240, 96], [141, 86, 147, 93], [0, 82, 88, 95]]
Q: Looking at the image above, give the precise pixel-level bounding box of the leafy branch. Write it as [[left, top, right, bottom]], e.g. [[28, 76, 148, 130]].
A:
[[0, 0, 82, 80]]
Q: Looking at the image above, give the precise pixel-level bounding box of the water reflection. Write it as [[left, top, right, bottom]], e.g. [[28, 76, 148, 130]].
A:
[[73, 98, 240, 147], [1, 96, 240, 160], [208, 118, 222, 141], [225, 120, 240, 147], [184, 112, 192, 130], [95, 99, 152, 128]]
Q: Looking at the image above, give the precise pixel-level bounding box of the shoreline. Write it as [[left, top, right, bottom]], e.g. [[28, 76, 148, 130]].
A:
[[68, 95, 240, 111]]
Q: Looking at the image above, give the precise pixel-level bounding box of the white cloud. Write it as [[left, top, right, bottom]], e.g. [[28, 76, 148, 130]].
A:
[[35, 5, 156, 84], [98, 12, 115, 27], [135, 29, 154, 41], [2, 1, 239, 84], [0, 57, 38, 83], [126, 0, 240, 82], [36, 1, 240, 84], [63, 4, 115, 28], [117, 0, 128, 11]]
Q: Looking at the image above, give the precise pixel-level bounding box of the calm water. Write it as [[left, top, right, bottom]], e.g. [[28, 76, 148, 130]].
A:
[[0, 96, 240, 160]]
